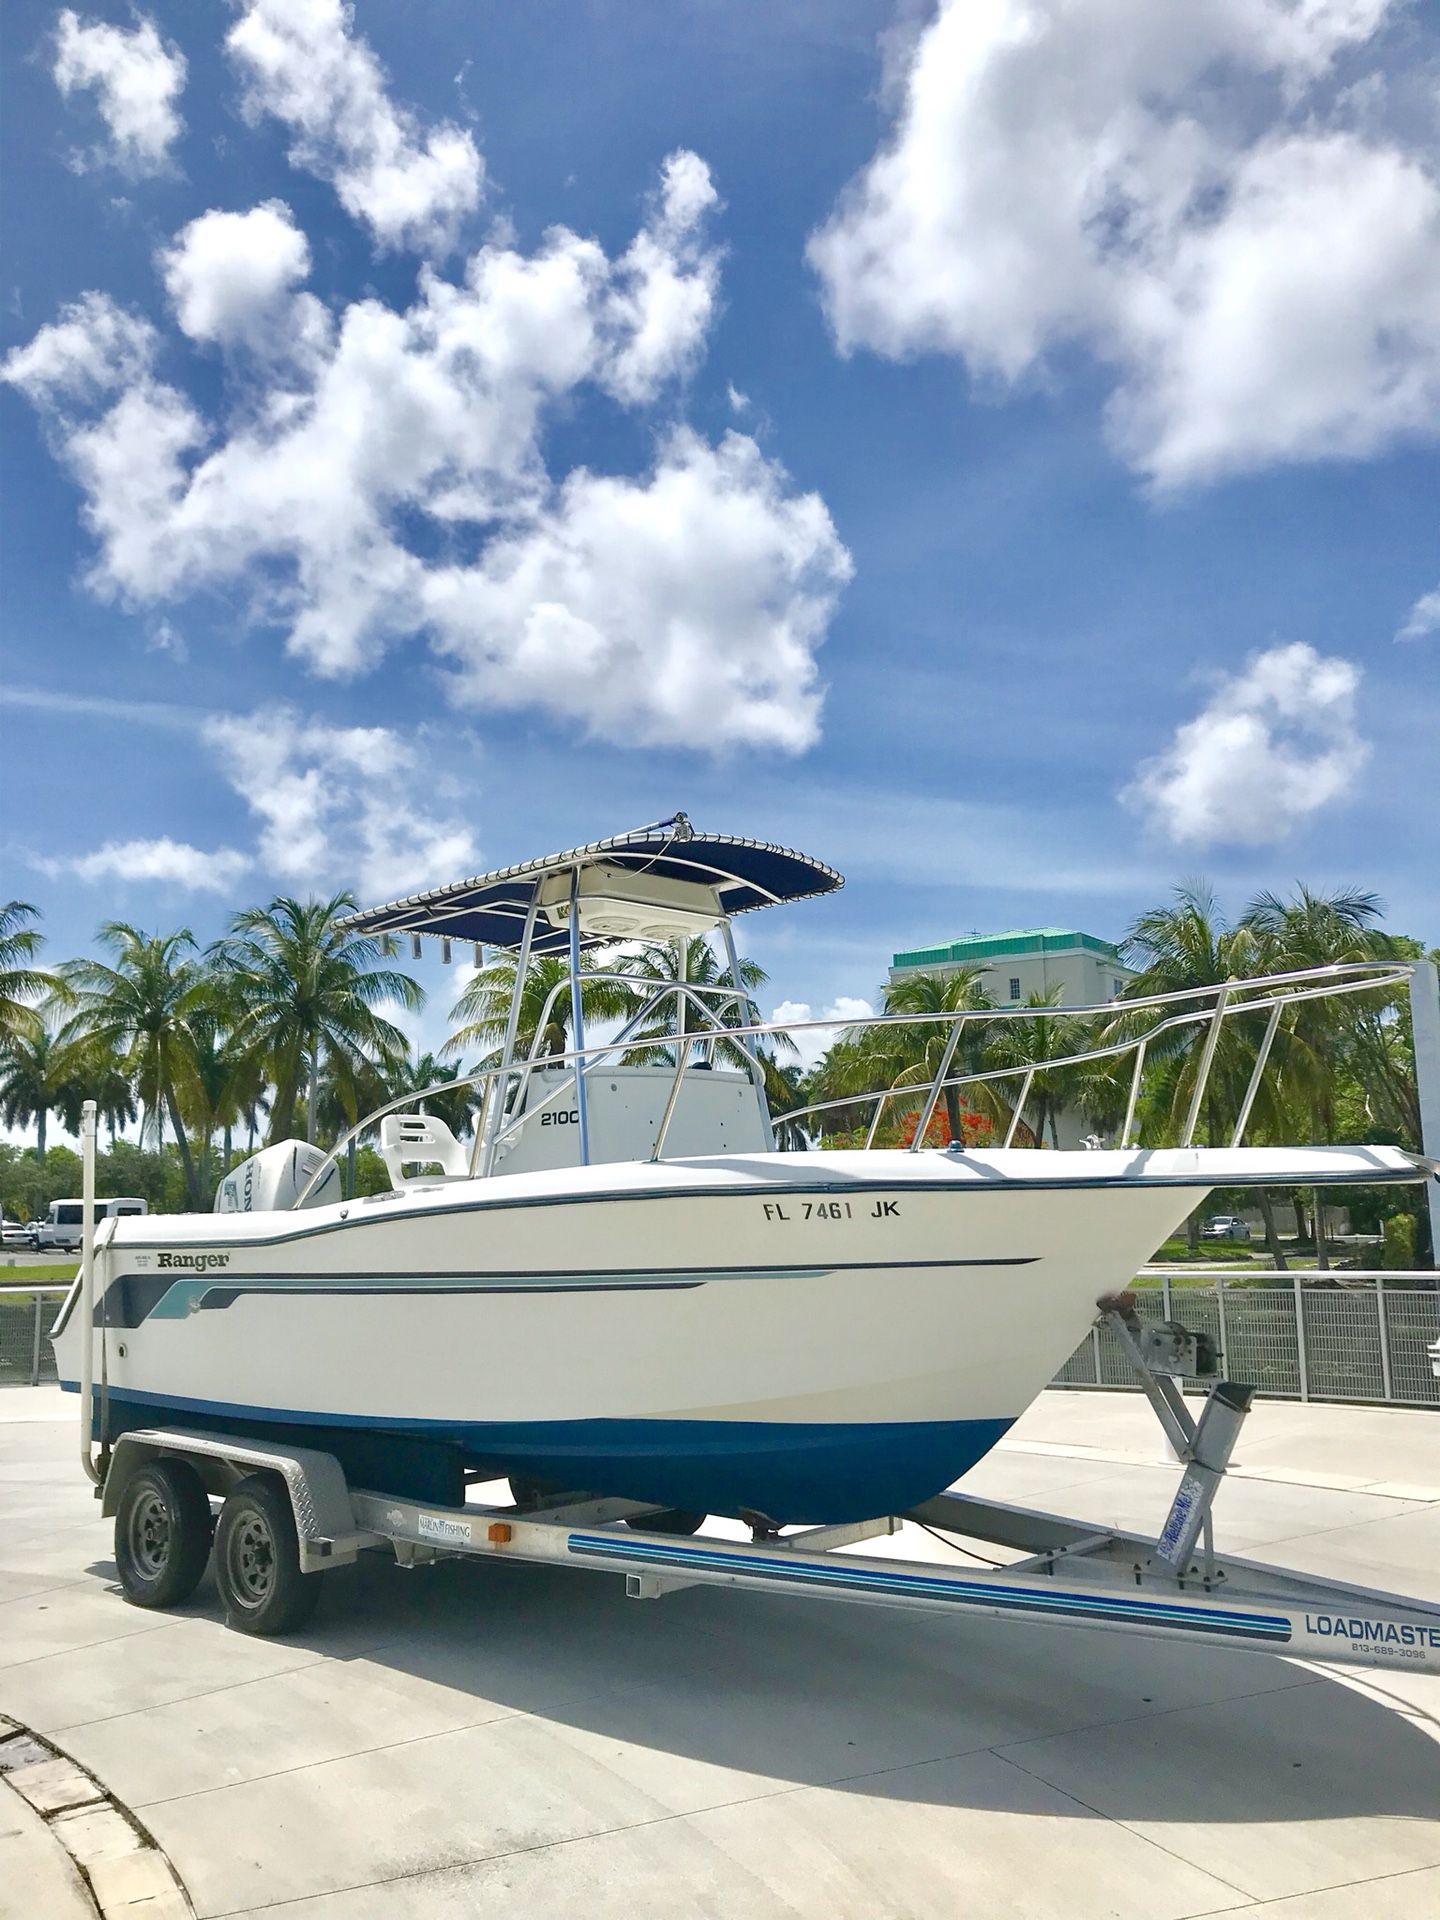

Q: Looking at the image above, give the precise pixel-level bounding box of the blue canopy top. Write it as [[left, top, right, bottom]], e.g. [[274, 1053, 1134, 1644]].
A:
[[338, 814, 843, 954]]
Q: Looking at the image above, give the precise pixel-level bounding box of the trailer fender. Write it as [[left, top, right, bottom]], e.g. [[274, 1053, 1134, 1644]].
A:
[[100, 1428, 375, 1571]]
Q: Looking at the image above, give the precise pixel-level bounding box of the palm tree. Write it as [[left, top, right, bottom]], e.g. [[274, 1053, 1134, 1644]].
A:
[[762, 1055, 808, 1147], [314, 1048, 477, 1195], [62, 925, 207, 1204], [314, 1051, 391, 1148], [308, 1050, 393, 1199], [216, 895, 422, 1144], [1116, 883, 1266, 1148], [890, 968, 1002, 1141], [628, 937, 794, 1073], [1242, 884, 1391, 1266], [385, 1049, 476, 1137], [801, 1028, 885, 1143], [1243, 884, 1386, 957], [445, 951, 636, 1065], [0, 1018, 86, 1160], [1325, 934, 1433, 1152], [0, 901, 53, 1055], [1242, 886, 1388, 1139], [813, 968, 997, 1145], [91, 1053, 139, 1146], [1116, 885, 1272, 1252], [181, 996, 266, 1201], [61, 1030, 141, 1146], [984, 989, 1092, 1148]]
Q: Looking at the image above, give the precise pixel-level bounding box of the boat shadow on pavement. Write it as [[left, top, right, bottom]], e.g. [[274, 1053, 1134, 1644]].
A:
[[52, 1527, 1440, 1835], [4, 1393, 1440, 1919]]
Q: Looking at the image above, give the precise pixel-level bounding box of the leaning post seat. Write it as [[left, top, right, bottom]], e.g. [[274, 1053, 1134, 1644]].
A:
[[378, 1113, 470, 1186]]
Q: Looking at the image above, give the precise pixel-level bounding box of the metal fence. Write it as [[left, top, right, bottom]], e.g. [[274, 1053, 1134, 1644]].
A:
[[0, 1286, 67, 1388], [1056, 1272, 1440, 1408]]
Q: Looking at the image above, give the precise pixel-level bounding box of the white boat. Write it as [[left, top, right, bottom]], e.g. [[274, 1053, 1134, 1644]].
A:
[[52, 817, 1430, 1525]]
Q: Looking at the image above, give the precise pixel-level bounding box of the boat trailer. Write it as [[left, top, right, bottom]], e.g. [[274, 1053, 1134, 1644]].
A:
[[96, 1294, 1440, 1673]]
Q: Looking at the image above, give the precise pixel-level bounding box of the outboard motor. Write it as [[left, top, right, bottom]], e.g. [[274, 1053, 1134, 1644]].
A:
[[214, 1140, 340, 1213]]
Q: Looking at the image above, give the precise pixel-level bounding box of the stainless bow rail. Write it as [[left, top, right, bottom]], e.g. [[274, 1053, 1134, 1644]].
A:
[[293, 957, 1434, 1207], [771, 959, 1422, 1151]]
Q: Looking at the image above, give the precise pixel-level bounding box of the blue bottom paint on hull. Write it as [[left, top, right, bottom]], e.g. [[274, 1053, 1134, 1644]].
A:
[[66, 1382, 1015, 1522]]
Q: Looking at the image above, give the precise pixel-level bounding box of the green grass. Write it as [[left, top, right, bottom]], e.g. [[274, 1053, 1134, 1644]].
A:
[[1132, 1269, 1231, 1288], [1132, 1271, 1303, 1289], [0, 1262, 77, 1284], [1139, 1236, 1281, 1288], [1150, 1237, 1260, 1264]]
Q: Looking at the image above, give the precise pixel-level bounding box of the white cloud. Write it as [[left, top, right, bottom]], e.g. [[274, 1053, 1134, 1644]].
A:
[[1397, 586, 1440, 641], [448, 957, 481, 999], [810, 0, 1440, 488], [32, 706, 473, 900], [145, 618, 188, 663], [53, 10, 186, 174], [424, 431, 849, 753], [202, 707, 477, 900], [771, 995, 875, 1073], [54, 838, 252, 891], [4, 159, 848, 754], [64, 381, 205, 603], [225, 0, 482, 254], [159, 203, 313, 347], [601, 151, 721, 404], [1123, 642, 1368, 846], [0, 292, 156, 406]]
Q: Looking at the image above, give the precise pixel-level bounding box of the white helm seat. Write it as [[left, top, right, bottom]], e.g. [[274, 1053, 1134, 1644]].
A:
[[379, 1113, 469, 1186]]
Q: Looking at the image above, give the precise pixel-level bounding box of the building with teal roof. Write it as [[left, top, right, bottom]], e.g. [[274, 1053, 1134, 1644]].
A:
[[888, 928, 1134, 1008]]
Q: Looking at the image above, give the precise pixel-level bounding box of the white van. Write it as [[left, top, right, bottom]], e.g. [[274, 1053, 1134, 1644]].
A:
[[34, 1197, 148, 1253]]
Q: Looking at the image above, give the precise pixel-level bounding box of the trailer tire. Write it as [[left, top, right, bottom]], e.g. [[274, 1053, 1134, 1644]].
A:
[[114, 1459, 213, 1609], [214, 1474, 321, 1636], [625, 1507, 706, 1536]]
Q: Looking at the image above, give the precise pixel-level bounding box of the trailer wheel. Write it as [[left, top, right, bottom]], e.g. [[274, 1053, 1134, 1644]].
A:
[[626, 1507, 706, 1536], [213, 1474, 321, 1636], [114, 1459, 213, 1609]]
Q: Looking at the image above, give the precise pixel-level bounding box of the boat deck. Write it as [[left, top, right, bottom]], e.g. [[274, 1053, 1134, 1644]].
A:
[[2, 1386, 1437, 1918]]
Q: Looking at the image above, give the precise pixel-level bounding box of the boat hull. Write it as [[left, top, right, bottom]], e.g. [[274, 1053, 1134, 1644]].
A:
[[53, 1152, 1204, 1519], [54, 1146, 1418, 1521]]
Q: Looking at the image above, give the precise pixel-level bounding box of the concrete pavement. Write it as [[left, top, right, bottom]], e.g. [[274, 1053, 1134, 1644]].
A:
[[1, 1384, 1437, 1918], [0, 1714, 189, 1919], [0, 1772, 95, 1920]]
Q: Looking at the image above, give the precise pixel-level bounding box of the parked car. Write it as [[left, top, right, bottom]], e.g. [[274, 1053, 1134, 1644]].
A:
[[32, 1197, 148, 1253], [1, 1217, 36, 1249], [1201, 1214, 1251, 1242]]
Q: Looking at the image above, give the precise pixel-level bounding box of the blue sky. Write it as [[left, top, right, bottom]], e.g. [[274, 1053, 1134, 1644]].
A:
[[3, 0, 1437, 1062]]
